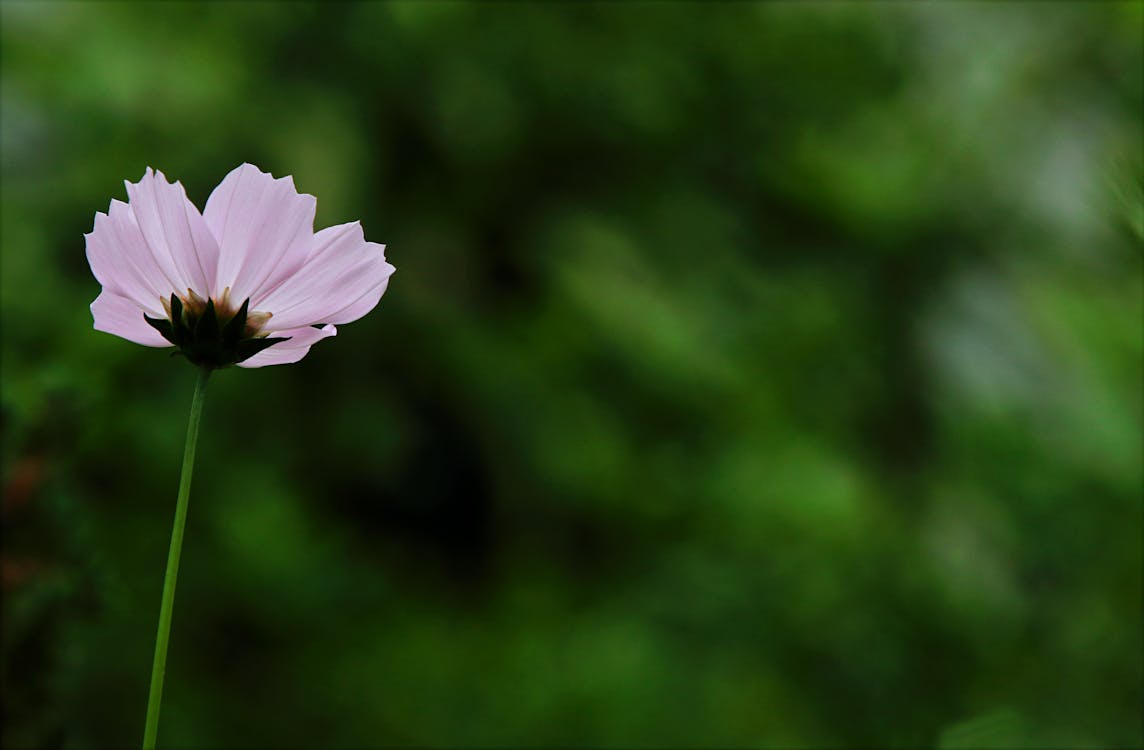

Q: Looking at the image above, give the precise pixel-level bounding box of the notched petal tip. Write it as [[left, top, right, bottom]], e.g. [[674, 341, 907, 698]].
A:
[[127, 166, 154, 190], [274, 172, 317, 205], [233, 162, 314, 200], [127, 166, 183, 193], [231, 162, 278, 183]]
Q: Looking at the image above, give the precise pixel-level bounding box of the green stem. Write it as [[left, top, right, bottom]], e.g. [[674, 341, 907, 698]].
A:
[[143, 365, 211, 750]]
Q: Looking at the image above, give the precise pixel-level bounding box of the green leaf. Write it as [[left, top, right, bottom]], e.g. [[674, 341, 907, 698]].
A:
[[235, 336, 291, 363], [221, 298, 250, 351], [144, 314, 177, 346], [195, 298, 220, 341], [168, 294, 189, 347]]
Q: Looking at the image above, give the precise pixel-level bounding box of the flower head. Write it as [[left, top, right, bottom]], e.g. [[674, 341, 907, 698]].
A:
[[86, 164, 394, 368]]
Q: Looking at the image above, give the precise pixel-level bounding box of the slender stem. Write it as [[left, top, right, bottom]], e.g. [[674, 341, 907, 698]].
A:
[[143, 365, 211, 750]]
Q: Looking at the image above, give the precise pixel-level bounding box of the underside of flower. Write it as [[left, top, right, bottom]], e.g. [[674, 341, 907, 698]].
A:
[[87, 164, 394, 367], [144, 289, 289, 369]]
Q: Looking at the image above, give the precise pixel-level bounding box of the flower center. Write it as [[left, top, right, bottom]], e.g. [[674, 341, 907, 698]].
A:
[[144, 287, 290, 369]]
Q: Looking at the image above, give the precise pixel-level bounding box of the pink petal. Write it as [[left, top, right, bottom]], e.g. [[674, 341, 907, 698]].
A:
[[123, 168, 219, 298], [236, 324, 337, 368], [252, 221, 394, 330], [85, 200, 173, 316], [319, 265, 393, 326], [203, 163, 316, 304], [91, 290, 170, 347]]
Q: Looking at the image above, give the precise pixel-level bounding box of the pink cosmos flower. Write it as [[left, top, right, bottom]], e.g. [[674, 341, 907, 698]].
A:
[[86, 164, 394, 368]]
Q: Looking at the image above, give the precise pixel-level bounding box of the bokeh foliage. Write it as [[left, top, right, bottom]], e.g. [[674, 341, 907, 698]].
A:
[[2, 1, 1141, 747]]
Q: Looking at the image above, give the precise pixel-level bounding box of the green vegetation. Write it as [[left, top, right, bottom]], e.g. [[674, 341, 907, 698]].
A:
[[2, 2, 1141, 747]]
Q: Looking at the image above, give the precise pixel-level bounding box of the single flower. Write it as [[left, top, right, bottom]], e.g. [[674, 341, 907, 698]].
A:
[[86, 163, 394, 368], [86, 164, 395, 747]]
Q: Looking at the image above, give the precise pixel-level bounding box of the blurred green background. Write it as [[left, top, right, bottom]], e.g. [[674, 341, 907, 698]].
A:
[[2, 1, 1142, 747]]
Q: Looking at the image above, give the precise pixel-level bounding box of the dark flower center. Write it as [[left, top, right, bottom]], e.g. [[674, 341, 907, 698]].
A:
[[144, 290, 289, 369]]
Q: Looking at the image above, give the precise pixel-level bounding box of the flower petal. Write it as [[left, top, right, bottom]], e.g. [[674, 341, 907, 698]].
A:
[[253, 221, 394, 330], [123, 168, 219, 298], [85, 200, 172, 315], [236, 324, 337, 368], [204, 163, 316, 304], [91, 290, 170, 347]]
